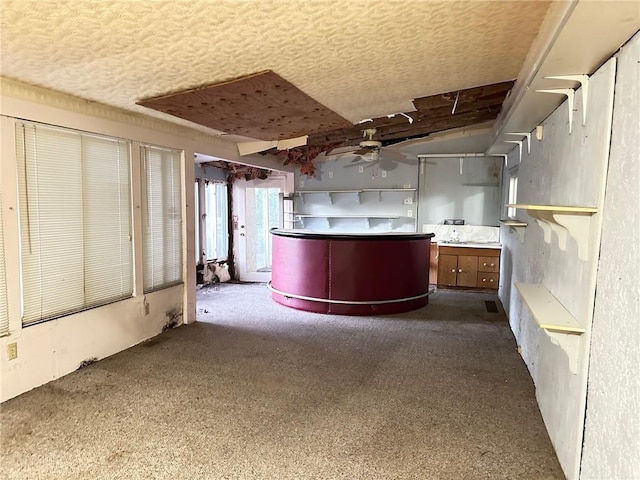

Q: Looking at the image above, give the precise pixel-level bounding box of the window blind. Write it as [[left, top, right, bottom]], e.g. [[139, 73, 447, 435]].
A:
[[0, 189, 9, 336], [16, 122, 133, 326], [142, 145, 183, 292]]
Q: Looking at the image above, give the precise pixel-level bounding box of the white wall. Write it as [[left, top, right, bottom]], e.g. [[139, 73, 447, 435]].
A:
[[580, 32, 640, 479], [497, 55, 616, 479], [0, 79, 286, 402], [418, 156, 502, 226]]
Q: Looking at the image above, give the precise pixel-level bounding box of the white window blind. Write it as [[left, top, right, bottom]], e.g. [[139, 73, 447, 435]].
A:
[[16, 122, 133, 326], [0, 189, 9, 336], [142, 145, 183, 292]]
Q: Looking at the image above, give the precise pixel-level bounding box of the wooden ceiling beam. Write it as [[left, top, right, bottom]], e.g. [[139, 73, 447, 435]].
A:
[[412, 81, 514, 110]]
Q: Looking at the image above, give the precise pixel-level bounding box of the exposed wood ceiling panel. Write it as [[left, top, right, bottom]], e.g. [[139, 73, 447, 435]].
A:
[[306, 81, 514, 148], [137, 71, 352, 141]]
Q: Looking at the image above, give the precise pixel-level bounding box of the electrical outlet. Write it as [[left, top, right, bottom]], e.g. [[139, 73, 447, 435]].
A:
[[358, 165, 364, 173], [7, 342, 18, 360], [403, 184, 411, 189], [299, 180, 305, 188], [328, 171, 334, 179], [407, 210, 413, 217], [381, 170, 387, 178], [403, 197, 413, 205]]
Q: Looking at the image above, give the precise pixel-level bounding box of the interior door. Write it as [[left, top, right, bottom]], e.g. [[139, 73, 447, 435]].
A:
[[234, 176, 286, 282]]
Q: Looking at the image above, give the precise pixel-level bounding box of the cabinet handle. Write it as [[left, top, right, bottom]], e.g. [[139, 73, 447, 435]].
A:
[[490, 279, 494, 282], [482, 278, 486, 282], [451, 269, 456, 273], [458, 269, 463, 273], [490, 263, 495, 267], [483, 262, 487, 266]]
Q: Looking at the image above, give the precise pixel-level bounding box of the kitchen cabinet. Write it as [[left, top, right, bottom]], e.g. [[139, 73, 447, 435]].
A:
[[429, 243, 439, 285], [437, 246, 500, 289]]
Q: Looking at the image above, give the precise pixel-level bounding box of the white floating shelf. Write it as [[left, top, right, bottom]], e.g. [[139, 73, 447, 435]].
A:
[[515, 282, 585, 373], [515, 283, 585, 334], [296, 214, 401, 229], [298, 190, 362, 204], [506, 204, 597, 260]]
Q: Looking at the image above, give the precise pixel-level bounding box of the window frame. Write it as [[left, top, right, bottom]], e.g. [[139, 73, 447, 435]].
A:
[[141, 144, 184, 293], [15, 120, 134, 326]]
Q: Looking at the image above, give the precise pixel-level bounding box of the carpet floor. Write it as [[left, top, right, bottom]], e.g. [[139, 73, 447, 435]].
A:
[[1, 283, 564, 479]]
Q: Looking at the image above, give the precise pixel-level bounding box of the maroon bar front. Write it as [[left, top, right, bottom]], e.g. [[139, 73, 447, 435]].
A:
[[270, 229, 433, 315]]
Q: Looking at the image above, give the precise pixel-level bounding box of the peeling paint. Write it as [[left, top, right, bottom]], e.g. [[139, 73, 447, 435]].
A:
[[77, 357, 98, 370], [162, 307, 183, 332]]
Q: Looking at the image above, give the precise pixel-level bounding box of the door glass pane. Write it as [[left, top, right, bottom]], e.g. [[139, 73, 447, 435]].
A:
[[204, 182, 228, 261], [194, 182, 200, 264], [246, 187, 280, 273], [215, 183, 228, 260]]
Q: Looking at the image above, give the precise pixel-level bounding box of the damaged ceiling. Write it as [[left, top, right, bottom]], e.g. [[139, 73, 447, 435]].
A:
[[140, 71, 514, 152], [1, 0, 552, 157]]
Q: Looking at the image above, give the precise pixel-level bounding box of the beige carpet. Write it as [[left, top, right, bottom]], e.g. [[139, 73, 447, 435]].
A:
[[1, 283, 563, 479]]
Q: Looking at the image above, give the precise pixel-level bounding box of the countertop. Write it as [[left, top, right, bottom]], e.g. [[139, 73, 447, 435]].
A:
[[270, 228, 435, 240], [434, 241, 502, 249]]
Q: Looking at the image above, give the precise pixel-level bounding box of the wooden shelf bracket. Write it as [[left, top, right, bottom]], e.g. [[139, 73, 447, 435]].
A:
[[504, 132, 531, 154], [507, 205, 597, 260], [545, 74, 589, 126], [536, 88, 575, 133]]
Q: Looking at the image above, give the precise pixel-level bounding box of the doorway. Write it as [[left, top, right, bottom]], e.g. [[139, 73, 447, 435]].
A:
[[234, 175, 288, 282]]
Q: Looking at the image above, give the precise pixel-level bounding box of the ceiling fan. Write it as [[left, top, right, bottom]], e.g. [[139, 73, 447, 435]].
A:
[[321, 128, 415, 171]]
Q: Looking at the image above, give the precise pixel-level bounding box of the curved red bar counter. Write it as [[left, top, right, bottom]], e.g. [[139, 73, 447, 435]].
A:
[[268, 229, 434, 315]]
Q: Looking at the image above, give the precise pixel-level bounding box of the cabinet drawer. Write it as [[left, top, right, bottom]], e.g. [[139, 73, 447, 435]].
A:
[[478, 256, 499, 272], [477, 272, 499, 289]]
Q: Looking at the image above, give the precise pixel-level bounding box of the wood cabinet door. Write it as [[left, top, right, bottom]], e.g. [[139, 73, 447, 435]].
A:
[[437, 255, 458, 286], [457, 255, 478, 287], [429, 243, 439, 285]]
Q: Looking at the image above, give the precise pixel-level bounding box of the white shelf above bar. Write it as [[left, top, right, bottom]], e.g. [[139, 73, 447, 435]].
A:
[[361, 188, 417, 192], [297, 190, 362, 194], [296, 214, 402, 229], [515, 283, 585, 334], [298, 190, 362, 204], [296, 214, 401, 219], [506, 204, 597, 259]]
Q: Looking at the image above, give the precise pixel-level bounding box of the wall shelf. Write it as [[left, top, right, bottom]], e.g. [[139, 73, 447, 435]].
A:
[[499, 219, 527, 243], [296, 214, 401, 229], [515, 282, 585, 373], [298, 190, 361, 204], [515, 283, 585, 334], [506, 204, 597, 259], [298, 188, 416, 204]]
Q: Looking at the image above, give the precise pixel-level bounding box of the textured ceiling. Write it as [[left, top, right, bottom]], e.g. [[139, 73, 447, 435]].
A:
[[0, 0, 551, 146]]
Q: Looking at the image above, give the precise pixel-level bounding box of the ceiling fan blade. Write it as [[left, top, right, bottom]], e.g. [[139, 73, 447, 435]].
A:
[[378, 158, 398, 171], [353, 147, 375, 156], [344, 158, 375, 169], [378, 148, 409, 162], [323, 145, 359, 157]]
